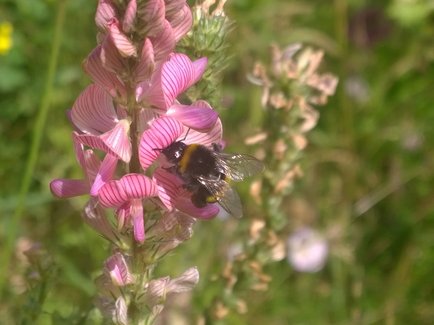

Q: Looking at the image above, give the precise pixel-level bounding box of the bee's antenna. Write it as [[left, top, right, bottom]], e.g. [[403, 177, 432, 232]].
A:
[[181, 128, 191, 142]]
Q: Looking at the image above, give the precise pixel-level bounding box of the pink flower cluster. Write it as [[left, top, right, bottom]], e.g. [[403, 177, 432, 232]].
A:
[[50, 0, 222, 244]]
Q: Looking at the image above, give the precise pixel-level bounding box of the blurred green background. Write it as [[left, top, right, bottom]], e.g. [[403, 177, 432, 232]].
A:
[[1, 0, 434, 324]]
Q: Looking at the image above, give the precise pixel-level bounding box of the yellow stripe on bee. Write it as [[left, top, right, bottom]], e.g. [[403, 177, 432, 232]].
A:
[[206, 196, 217, 203], [179, 144, 198, 173]]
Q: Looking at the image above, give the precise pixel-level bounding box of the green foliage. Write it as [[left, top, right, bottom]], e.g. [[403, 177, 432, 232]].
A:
[[2, 0, 434, 324]]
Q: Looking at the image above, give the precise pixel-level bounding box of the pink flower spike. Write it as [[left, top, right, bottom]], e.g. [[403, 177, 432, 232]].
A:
[[139, 116, 184, 170], [90, 153, 118, 196], [95, 0, 117, 31], [50, 179, 89, 198], [144, 54, 208, 109], [167, 101, 218, 130], [108, 19, 137, 58], [123, 0, 137, 33], [164, 0, 186, 17], [84, 46, 127, 99]]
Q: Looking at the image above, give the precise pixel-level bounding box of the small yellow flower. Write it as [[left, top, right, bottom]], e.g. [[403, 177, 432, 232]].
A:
[[0, 21, 13, 55]]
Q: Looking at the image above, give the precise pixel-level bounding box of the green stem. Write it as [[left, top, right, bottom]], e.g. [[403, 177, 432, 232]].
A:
[[0, 0, 67, 296]]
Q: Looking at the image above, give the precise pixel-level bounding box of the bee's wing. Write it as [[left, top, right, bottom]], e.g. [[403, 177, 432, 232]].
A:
[[197, 176, 243, 218], [215, 153, 264, 182]]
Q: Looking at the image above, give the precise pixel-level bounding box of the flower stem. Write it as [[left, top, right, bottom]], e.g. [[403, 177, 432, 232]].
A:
[[0, 0, 67, 296]]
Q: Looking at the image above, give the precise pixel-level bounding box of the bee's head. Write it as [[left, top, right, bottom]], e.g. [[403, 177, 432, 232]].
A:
[[161, 141, 187, 163]]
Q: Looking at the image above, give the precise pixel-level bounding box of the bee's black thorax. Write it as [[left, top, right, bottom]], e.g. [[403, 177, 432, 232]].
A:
[[161, 141, 187, 163], [172, 144, 218, 177]]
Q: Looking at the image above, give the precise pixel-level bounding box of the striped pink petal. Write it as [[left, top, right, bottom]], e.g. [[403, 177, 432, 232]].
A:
[[101, 36, 126, 75], [84, 46, 127, 99], [139, 116, 184, 170], [167, 100, 218, 130], [131, 199, 145, 242], [164, 0, 185, 17], [119, 173, 158, 198], [175, 195, 219, 219], [168, 4, 192, 41], [136, 108, 158, 134], [190, 57, 208, 86], [149, 20, 176, 63], [95, 0, 117, 31], [99, 179, 129, 208], [137, 0, 166, 36], [71, 84, 118, 135], [134, 38, 155, 82], [146, 54, 207, 109], [122, 0, 137, 33], [153, 168, 183, 210], [90, 153, 118, 196], [180, 118, 223, 147], [50, 179, 90, 198], [83, 149, 102, 183], [108, 19, 137, 57], [75, 119, 131, 162], [105, 252, 134, 286]]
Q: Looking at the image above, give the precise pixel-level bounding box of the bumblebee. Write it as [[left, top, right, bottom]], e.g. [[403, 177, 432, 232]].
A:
[[161, 141, 264, 217]]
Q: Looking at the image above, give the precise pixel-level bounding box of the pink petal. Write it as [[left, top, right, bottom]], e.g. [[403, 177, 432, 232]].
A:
[[83, 46, 127, 99], [180, 118, 223, 147], [71, 84, 118, 134], [105, 252, 134, 286], [136, 108, 158, 134], [190, 57, 208, 86], [168, 4, 192, 41], [167, 101, 218, 130], [153, 168, 183, 210], [99, 119, 132, 162], [95, 0, 117, 31], [119, 173, 158, 198], [101, 35, 127, 75], [164, 0, 185, 17], [90, 154, 118, 196], [131, 199, 145, 243], [83, 199, 119, 244], [139, 116, 184, 170], [72, 134, 86, 168], [175, 195, 219, 219], [137, 0, 166, 36], [108, 19, 137, 57], [50, 179, 90, 198], [134, 38, 155, 82], [99, 179, 129, 207], [149, 20, 176, 63], [123, 0, 137, 33], [83, 149, 102, 183], [75, 120, 131, 163], [146, 53, 203, 109]]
